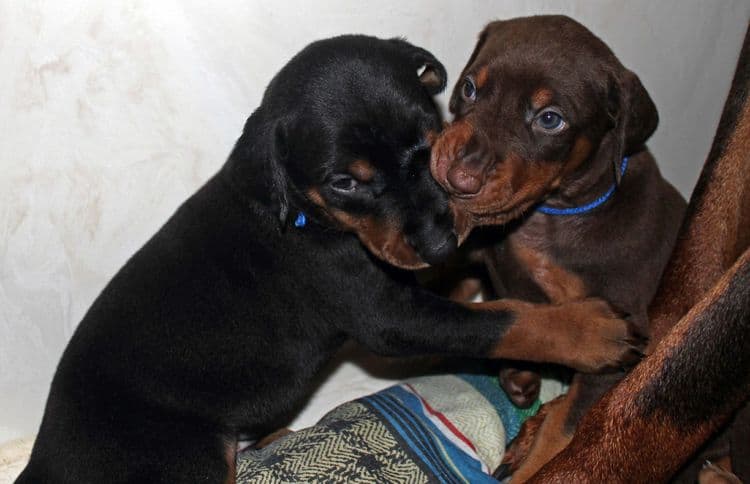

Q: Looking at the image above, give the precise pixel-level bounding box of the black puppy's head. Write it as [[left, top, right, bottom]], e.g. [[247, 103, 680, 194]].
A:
[[231, 35, 456, 269]]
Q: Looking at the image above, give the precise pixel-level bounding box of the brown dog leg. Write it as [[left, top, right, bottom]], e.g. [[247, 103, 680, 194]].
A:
[[525, 247, 750, 483], [495, 395, 565, 478], [699, 458, 742, 484], [476, 298, 642, 373], [503, 378, 589, 483]]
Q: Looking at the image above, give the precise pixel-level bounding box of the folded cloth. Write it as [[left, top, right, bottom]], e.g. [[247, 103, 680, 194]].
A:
[[237, 373, 547, 483]]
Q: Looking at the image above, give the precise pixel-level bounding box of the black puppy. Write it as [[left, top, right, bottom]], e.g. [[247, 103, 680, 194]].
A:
[[17, 36, 639, 484]]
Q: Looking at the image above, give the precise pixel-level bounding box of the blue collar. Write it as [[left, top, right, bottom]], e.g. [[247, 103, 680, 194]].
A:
[[294, 212, 307, 227], [536, 156, 629, 216]]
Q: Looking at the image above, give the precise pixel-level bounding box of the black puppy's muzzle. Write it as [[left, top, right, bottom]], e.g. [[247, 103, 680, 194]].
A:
[[419, 229, 457, 266], [404, 165, 459, 266]]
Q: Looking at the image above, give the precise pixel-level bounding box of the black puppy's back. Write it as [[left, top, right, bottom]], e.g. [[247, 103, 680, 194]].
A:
[[18, 35, 454, 484]]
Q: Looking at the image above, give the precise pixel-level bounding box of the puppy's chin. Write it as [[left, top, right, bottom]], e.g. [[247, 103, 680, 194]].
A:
[[364, 241, 430, 271], [450, 202, 474, 246], [451, 196, 539, 230]]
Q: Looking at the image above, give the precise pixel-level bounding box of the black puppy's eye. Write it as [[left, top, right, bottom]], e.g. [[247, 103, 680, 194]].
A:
[[534, 109, 567, 134], [329, 175, 359, 193], [461, 77, 477, 102]]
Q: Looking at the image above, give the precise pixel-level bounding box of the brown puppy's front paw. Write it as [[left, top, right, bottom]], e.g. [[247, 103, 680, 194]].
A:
[[557, 298, 646, 373]]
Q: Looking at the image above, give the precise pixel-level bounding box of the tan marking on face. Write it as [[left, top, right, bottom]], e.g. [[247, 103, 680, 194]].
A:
[[475, 65, 490, 89], [551, 136, 593, 190], [531, 88, 554, 110], [451, 151, 563, 228], [307, 188, 425, 268], [307, 188, 426, 269], [509, 240, 588, 303], [306, 188, 326, 208], [332, 210, 427, 270], [348, 159, 376, 183]]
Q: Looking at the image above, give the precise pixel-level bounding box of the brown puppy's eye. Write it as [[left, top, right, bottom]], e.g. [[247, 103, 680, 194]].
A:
[[533, 109, 567, 134], [329, 174, 359, 193], [461, 77, 477, 102]]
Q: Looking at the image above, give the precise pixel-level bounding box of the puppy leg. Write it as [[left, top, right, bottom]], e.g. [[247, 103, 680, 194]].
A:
[[354, 284, 642, 373], [503, 371, 623, 483], [525, 248, 750, 483], [699, 459, 742, 484], [494, 396, 560, 478], [477, 298, 643, 373], [504, 391, 577, 483]]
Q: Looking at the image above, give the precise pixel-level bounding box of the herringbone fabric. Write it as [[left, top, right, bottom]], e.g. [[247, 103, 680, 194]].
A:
[[237, 401, 431, 483]]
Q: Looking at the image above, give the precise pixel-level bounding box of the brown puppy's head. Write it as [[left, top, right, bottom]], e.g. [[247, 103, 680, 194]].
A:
[[229, 36, 460, 269], [431, 15, 658, 228]]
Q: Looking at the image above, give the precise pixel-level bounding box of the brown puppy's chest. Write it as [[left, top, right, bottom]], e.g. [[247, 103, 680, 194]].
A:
[[484, 227, 589, 305]]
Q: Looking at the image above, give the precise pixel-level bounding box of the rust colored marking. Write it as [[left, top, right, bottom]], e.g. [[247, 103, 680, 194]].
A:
[[698, 458, 741, 484], [506, 390, 577, 483], [553, 136, 593, 189], [224, 440, 237, 484], [527, 248, 750, 483], [475, 65, 490, 89], [464, 151, 563, 227], [306, 188, 426, 269], [531, 88, 554, 110], [348, 159, 376, 183], [252, 428, 293, 449], [499, 399, 555, 474], [332, 209, 426, 270], [430, 119, 475, 191], [510, 241, 588, 303], [306, 188, 326, 208], [648, 35, 750, 346], [474, 297, 630, 373]]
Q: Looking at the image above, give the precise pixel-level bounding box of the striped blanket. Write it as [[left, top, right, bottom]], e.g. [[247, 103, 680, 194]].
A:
[[237, 373, 544, 483]]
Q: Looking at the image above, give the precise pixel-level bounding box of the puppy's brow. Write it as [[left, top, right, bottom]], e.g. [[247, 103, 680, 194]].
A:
[[531, 88, 554, 109], [348, 159, 376, 182], [475, 66, 490, 89]]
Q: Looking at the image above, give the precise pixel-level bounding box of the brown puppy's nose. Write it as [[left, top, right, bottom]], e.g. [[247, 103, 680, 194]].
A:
[[447, 166, 482, 195]]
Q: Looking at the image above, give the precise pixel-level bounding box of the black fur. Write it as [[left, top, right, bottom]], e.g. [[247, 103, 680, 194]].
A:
[[17, 36, 515, 484]]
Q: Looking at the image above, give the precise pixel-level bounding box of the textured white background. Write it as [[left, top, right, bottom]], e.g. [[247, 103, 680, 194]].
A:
[[1, 1, 748, 444]]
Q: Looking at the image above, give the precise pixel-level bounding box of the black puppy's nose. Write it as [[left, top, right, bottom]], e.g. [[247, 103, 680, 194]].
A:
[[419, 232, 457, 266]]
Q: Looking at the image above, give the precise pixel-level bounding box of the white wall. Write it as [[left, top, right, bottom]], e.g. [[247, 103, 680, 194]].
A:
[[1, 0, 748, 444]]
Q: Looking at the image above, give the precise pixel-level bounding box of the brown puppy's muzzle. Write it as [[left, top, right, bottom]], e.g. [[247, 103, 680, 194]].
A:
[[430, 120, 492, 198]]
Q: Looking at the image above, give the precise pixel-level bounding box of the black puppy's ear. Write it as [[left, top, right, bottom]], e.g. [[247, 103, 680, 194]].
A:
[[270, 121, 291, 227], [389, 38, 447, 95], [418, 63, 447, 95], [608, 69, 659, 158]]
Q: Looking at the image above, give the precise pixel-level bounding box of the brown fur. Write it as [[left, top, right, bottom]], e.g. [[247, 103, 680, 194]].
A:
[[525, 22, 750, 483], [430, 16, 687, 479], [307, 188, 428, 269], [474, 298, 638, 372]]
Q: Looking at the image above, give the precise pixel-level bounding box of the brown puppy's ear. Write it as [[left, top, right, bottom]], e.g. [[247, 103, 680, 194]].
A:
[[609, 69, 659, 158], [389, 38, 448, 95]]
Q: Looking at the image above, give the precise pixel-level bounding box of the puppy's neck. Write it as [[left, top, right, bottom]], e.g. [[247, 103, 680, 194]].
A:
[[544, 141, 622, 210]]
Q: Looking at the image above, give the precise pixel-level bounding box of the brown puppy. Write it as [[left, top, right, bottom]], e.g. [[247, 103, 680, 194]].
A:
[[430, 15, 687, 480], [525, 23, 750, 483]]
